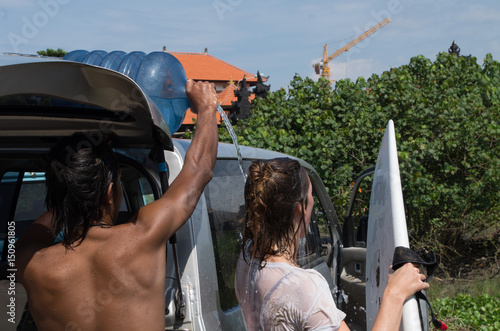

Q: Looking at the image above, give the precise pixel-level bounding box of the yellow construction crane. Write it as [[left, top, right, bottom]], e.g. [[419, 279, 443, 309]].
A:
[[314, 17, 390, 82]]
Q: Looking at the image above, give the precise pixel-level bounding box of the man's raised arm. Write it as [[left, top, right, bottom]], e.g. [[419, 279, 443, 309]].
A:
[[137, 79, 219, 246]]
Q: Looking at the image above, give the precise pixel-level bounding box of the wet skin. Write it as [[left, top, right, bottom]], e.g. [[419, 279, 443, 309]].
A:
[[15, 80, 219, 331]]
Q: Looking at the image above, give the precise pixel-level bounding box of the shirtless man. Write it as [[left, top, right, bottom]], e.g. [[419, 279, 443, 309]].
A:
[[15, 80, 218, 330]]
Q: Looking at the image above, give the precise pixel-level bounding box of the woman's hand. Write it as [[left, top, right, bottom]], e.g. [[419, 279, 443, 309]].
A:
[[386, 262, 430, 303]]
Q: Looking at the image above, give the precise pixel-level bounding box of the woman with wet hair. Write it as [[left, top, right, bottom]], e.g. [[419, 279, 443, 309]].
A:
[[235, 157, 429, 331]]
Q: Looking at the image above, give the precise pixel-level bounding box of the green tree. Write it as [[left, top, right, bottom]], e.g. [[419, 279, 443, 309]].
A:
[[37, 48, 67, 57], [220, 52, 499, 253]]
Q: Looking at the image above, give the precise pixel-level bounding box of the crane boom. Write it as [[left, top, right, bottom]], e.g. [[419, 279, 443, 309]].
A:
[[315, 17, 390, 81]]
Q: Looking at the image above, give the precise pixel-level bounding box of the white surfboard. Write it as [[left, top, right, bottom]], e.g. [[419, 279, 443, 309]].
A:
[[366, 120, 425, 331]]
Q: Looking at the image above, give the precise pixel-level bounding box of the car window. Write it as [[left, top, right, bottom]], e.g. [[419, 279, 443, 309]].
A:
[[204, 159, 249, 312], [0, 167, 152, 260], [13, 172, 47, 222], [0, 172, 48, 261], [139, 176, 154, 205], [297, 185, 332, 268], [313, 189, 333, 262]]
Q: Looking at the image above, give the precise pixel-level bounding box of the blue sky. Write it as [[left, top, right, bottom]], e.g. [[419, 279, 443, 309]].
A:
[[1, 0, 499, 91]]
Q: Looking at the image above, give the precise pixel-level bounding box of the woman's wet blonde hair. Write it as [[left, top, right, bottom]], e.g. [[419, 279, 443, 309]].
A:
[[242, 157, 310, 268]]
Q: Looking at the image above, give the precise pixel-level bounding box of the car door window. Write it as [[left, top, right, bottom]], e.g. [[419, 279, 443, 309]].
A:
[[13, 172, 47, 222], [0, 172, 47, 261], [297, 184, 334, 268], [203, 159, 250, 312], [0, 166, 153, 260]]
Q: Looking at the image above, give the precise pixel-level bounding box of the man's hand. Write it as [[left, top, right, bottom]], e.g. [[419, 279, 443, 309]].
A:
[[186, 79, 217, 115]]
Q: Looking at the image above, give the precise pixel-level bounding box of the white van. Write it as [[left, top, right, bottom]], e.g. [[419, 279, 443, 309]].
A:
[[0, 55, 382, 331]]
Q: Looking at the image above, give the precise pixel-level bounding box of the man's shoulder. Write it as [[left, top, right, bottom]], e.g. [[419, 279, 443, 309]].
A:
[[19, 244, 66, 288], [27, 244, 68, 272]]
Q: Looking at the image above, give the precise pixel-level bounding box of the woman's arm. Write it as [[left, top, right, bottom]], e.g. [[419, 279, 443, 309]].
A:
[[372, 262, 429, 330]]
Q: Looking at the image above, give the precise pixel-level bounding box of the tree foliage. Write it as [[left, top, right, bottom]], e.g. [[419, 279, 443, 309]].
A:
[[220, 52, 499, 248], [37, 48, 67, 57]]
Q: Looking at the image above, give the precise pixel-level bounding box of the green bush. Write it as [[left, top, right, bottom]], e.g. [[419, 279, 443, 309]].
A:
[[221, 52, 500, 250], [433, 294, 500, 330], [36, 48, 67, 57]]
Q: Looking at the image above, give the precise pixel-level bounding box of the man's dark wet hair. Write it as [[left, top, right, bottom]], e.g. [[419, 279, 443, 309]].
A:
[[242, 157, 310, 268], [45, 132, 120, 249]]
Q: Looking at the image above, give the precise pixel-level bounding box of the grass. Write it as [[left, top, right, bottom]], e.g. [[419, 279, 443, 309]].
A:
[[427, 264, 500, 330], [429, 272, 500, 299]]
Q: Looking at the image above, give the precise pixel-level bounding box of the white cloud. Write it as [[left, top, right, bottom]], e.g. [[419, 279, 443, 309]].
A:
[[308, 57, 375, 82], [333, 58, 375, 81]]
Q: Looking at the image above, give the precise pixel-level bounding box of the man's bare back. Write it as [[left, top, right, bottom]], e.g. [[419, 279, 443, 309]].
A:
[[22, 213, 167, 330], [16, 80, 218, 330]]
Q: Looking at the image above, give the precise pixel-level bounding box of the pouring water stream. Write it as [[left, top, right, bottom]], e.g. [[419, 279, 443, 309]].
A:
[[217, 104, 247, 183]]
